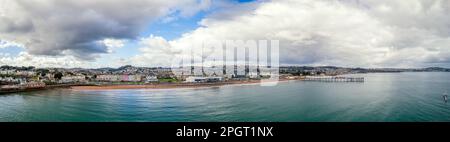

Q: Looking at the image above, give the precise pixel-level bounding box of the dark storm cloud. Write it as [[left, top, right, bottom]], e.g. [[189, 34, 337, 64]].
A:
[[0, 17, 34, 33]]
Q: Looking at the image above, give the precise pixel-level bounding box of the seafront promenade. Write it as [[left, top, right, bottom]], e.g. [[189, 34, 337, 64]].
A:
[[0, 83, 89, 94], [1, 75, 366, 94], [1, 80, 262, 93]]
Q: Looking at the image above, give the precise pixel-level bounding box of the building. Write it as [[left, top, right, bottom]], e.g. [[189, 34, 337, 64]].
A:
[[61, 75, 86, 83], [96, 75, 121, 82], [145, 76, 158, 83], [185, 76, 223, 83], [1, 81, 45, 90], [20, 81, 46, 89], [124, 75, 143, 82], [0, 69, 15, 75], [248, 72, 259, 79], [0, 77, 24, 84], [15, 71, 36, 77], [96, 74, 143, 82]]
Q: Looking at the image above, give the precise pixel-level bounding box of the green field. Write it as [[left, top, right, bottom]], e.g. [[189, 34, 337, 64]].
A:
[[158, 78, 178, 83]]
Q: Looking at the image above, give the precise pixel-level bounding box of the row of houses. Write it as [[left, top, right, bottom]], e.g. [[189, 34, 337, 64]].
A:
[[96, 75, 158, 83], [0, 77, 27, 85], [97, 75, 143, 82], [1, 81, 46, 90], [60, 75, 86, 83], [1, 74, 161, 85], [0, 70, 36, 77]]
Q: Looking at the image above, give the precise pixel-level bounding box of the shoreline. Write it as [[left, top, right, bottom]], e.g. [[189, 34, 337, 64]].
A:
[[0, 78, 297, 94], [70, 79, 291, 91], [0, 84, 86, 94], [0, 76, 306, 94], [2, 75, 369, 93]]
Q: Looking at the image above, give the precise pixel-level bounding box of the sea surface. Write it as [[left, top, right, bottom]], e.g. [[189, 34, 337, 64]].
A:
[[1, 72, 449, 122]]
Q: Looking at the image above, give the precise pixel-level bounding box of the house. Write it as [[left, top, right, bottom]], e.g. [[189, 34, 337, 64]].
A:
[[122, 75, 143, 82], [1, 81, 45, 90], [21, 81, 46, 88], [96, 74, 143, 82], [16, 71, 36, 77], [145, 76, 158, 83], [0, 69, 15, 75], [97, 75, 121, 82], [248, 72, 260, 79], [61, 75, 86, 83], [0, 77, 22, 84]]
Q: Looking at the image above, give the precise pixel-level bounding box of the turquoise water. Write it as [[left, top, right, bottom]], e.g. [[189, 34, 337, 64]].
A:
[[1, 72, 449, 122]]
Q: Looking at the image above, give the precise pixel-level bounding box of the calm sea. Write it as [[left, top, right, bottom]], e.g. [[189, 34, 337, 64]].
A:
[[1, 72, 449, 122]]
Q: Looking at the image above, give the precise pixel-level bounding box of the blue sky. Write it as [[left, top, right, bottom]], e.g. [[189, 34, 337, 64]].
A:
[[104, 4, 213, 66], [141, 0, 256, 40], [97, 0, 258, 67]]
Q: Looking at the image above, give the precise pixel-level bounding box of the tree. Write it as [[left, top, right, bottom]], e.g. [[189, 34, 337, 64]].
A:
[[36, 69, 49, 77], [54, 72, 63, 80], [28, 66, 35, 70]]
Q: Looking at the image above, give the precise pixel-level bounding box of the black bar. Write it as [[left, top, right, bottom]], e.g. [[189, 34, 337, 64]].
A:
[[0, 122, 449, 140]]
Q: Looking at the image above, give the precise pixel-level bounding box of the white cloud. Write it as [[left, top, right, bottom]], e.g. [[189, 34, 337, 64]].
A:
[[0, 52, 91, 68], [0, 0, 210, 60], [0, 40, 24, 48], [101, 38, 126, 53], [2, 0, 449, 68], [130, 35, 178, 67], [132, 0, 450, 68]]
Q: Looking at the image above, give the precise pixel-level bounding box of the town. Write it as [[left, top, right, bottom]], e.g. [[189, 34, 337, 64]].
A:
[[1, 65, 449, 93]]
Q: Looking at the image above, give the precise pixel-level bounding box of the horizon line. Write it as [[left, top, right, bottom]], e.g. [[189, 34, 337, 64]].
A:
[[1, 64, 449, 70]]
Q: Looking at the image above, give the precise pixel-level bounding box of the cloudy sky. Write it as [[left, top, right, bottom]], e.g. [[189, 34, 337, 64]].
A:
[[1, 0, 449, 68]]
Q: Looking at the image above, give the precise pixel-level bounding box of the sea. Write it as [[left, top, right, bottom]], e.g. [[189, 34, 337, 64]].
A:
[[1, 72, 449, 122]]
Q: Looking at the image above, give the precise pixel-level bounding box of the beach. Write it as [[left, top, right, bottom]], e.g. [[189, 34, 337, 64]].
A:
[[70, 79, 280, 90], [1, 78, 295, 93]]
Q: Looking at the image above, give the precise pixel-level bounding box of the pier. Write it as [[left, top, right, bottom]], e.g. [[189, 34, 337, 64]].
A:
[[304, 76, 364, 82]]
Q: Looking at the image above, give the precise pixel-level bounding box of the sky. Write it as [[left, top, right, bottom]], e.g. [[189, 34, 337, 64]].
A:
[[0, 0, 449, 68]]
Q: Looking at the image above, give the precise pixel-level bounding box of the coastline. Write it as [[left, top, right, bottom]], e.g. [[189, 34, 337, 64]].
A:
[[0, 78, 297, 94], [0, 84, 88, 94], [3, 75, 369, 93], [70, 79, 293, 91]]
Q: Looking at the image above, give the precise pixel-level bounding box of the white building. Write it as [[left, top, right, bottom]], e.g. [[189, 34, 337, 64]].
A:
[[96, 74, 143, 82], [0, 70, 15, 75], [96, 75, 121, 82], [125, 75, 143, 82], [16, 71, 36, 77], [185, 76, 223, 83], [248, 72, 260, 79], [145, 76, 158, 83], [61, 75, 86, 83], [0, 77, 22, 83]]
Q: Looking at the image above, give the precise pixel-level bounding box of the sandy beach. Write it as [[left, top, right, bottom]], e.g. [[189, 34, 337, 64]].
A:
[[70, 79, 282, 91]]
